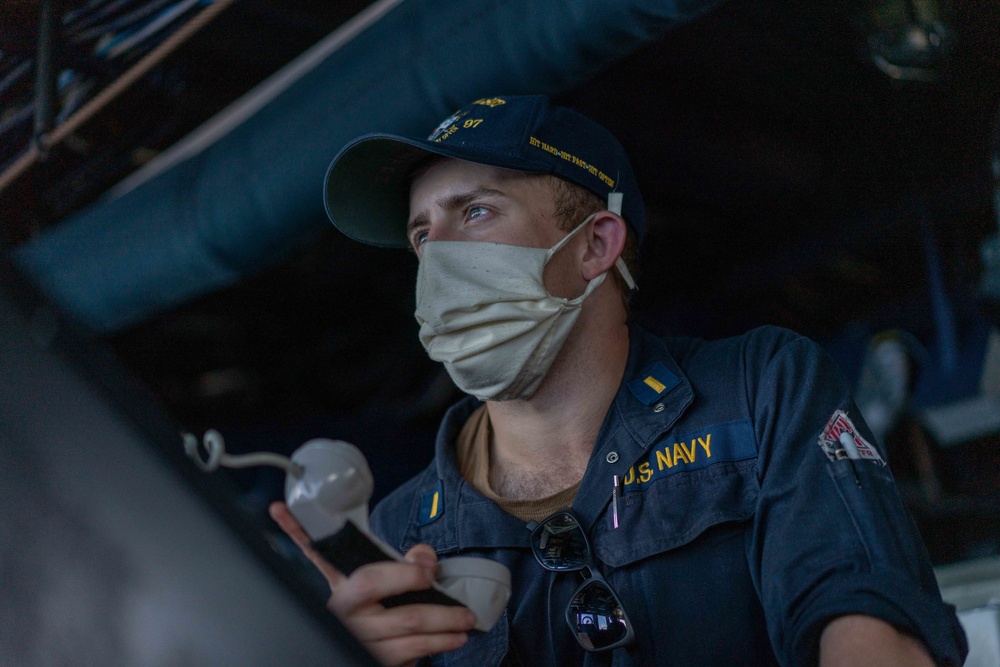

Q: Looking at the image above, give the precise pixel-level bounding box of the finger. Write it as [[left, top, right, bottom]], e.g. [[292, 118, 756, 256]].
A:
[[402, 543, 439, 569], [269, 501, 312, 549], [269, 501, 345, 587], [349, 602, 477, 643], [366, 632, 470, 667], [330, 560, 436, 617], [402, 543, 439, 581]]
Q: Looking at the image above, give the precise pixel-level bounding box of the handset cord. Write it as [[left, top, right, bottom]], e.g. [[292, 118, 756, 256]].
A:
[[183, 429, 303, 478]]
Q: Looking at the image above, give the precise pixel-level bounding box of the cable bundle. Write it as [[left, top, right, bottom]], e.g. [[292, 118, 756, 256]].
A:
[[0, 0, 221, 178]]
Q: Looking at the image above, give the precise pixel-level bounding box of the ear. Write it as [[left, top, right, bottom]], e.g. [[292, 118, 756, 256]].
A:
[[581, 211, 627, 280]]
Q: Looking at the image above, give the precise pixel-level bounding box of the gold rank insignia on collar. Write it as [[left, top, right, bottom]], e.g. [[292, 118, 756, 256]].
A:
[[627, 362, 680, 406]]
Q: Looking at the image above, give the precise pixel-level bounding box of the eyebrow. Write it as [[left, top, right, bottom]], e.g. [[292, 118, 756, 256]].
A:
[[406, 185, 508, 236]]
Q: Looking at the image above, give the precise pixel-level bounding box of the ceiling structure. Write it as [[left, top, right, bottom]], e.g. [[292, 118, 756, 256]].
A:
[[3, 0, 1000, 563]]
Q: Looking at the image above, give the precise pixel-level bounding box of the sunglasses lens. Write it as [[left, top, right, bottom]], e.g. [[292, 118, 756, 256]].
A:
[[533, 512, 589, 570], [566, 580, 631, 651]]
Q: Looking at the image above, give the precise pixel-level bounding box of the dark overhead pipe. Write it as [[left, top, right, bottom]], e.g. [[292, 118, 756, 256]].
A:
[[11, 0, 723, 333], [32, 0, 57, 155]]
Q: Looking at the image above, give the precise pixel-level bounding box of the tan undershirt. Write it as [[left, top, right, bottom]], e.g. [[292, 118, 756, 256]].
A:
[[455, 404, 579, 523]]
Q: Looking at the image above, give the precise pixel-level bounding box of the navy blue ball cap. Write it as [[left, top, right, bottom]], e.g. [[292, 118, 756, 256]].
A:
[[323, 95, 645, 248]]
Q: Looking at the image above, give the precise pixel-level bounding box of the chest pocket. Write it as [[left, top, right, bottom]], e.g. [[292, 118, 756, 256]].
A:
[[592, 419, 760, 566], [586, 427, 771, 666]]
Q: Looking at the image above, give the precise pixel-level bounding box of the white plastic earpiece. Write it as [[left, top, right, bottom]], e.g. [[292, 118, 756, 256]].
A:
[[285, 439, 373, 541]]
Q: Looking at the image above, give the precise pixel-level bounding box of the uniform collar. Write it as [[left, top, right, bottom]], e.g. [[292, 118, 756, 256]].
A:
[[572, 325, 694, 529], [614, 325, 694, 449], [398, 404, 531, 553], [409, 323, 695, 550]]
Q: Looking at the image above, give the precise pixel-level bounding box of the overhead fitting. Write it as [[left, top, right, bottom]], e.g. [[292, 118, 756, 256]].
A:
[[0, 0, 240, 195]]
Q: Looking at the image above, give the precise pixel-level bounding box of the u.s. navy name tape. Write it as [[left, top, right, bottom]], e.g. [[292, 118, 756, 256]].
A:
[[622, 420, 757, 493]]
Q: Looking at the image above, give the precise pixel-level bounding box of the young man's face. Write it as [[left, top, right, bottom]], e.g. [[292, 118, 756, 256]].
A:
[[406, 158, 568, 254], [407, 158, 590, 299]]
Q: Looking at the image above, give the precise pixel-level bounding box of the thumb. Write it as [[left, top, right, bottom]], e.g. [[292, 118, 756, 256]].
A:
[[402, 543, 439, 577]]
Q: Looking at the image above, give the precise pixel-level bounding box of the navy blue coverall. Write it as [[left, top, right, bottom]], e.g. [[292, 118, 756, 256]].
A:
[[369, 325, 968, 666]]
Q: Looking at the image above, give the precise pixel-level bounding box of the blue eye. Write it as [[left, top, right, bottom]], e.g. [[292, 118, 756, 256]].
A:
[[412, 230, 428, 247], [468, 206, 489, 220]]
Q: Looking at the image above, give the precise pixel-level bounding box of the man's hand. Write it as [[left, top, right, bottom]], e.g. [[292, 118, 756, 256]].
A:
[[820, 615, 935, 667], [269, 502, 477, 666]]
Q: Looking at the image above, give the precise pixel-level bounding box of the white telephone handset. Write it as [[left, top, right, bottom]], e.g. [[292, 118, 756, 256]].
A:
[[185, 432, 510, 631]]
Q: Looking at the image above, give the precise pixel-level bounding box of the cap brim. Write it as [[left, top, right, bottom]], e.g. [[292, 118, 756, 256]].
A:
[[323, 135, 436, 248], [323, 133, 554, 248]]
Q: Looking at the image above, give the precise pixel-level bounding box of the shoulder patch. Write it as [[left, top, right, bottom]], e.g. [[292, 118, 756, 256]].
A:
[[418, 480, 445, 526], [627, 361, 680, 405], [622, 420, 757, 493], [819, 410, 885, 465]]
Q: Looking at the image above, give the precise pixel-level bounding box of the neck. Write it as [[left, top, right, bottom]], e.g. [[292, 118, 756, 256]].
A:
[[485, 286, 629, 497]]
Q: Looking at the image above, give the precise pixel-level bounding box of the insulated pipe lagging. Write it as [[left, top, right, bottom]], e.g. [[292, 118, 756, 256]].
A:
[[12, 0, 723, 333]]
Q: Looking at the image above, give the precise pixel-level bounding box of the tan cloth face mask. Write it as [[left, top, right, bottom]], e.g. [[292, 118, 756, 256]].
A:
[[414, 214, 607, 401]]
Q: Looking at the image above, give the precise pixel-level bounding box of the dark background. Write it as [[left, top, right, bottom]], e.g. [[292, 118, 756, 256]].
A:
[[3, 0, 1000, 565]]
